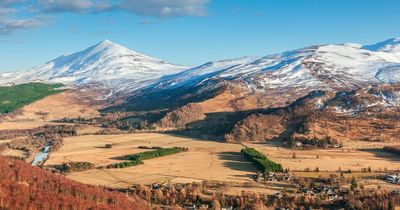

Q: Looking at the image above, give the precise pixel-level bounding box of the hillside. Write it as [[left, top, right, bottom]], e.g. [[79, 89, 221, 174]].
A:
[[0, 83, 64, 114], [226, 83, 400, 143], [0, 40, 188, 94], [0, 156, 148, 209], [118, 38, 400, 112]]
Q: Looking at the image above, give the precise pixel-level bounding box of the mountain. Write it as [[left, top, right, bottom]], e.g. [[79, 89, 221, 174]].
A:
[[226, 83, 400, 143], [363, 37, 400, 53], [0, 40, 188, 93], [118, 38, 400, 112]]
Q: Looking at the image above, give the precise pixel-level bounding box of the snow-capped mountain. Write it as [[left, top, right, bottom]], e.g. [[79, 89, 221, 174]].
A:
[[0, 40, 188, 92], [363, 37, 400, 53], [122, 37, 400, 111], [153, 38, 400, 92]]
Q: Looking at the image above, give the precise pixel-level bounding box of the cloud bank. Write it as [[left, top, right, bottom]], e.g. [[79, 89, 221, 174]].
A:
[[0, 0, 210, 35]]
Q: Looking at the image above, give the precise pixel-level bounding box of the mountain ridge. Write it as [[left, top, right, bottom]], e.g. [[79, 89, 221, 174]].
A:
[[1, 37, 399, 100], [0, 40, 189, 93], [118, 37, 400, 112]]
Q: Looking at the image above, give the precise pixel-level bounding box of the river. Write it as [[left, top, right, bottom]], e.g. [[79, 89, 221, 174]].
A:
[[32, 145, 51, 166]]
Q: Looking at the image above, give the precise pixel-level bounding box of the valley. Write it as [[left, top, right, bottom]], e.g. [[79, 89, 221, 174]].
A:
[[1, 37, 400, 209]]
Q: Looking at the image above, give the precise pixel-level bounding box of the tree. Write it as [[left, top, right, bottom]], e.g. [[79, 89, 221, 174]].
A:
[[211, 199, 221, 210], [350, 176, 357, 191]]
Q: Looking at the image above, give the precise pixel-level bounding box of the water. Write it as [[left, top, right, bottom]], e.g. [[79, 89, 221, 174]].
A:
[[32, 145, 51, 166]]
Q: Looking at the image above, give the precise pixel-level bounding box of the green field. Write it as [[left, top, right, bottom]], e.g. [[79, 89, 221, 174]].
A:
[[0, 83, 64, 114]]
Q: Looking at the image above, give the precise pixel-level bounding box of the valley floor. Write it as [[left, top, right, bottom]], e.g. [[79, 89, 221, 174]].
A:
[[44, 133, 400, 191], [45, 133, 257, 188]]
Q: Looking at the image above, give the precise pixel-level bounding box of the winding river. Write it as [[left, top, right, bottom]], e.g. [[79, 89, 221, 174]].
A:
[[32, 145, 51, 166]]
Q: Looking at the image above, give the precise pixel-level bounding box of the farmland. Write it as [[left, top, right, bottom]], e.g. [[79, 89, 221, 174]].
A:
[[44, 133, 257, 188], [44, 133, 400, 189]]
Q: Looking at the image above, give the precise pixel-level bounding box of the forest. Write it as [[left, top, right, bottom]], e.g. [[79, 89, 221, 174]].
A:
[[0, 156, 148, 209], [0, 83, 64, 114]]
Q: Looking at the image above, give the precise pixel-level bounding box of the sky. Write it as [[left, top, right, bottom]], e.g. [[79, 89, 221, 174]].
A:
[[0, 0, 399, 73]]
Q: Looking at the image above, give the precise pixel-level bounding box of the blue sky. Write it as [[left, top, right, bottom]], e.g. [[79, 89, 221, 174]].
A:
[[0, 0, 399, 72]]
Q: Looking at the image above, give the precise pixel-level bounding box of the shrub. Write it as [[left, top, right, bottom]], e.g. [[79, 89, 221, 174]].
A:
[[54, 162, 95, 172]]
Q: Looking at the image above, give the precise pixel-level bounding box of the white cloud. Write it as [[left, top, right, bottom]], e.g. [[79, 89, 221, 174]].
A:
[[35, 0, 209, 16], [117, 0, 209, 17], [0, 3, 46, 35], [37, 0, 94, 13], [0, 0, 210, 35]]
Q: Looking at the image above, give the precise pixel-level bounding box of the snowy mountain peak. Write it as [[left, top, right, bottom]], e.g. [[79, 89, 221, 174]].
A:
[[100, 39, 112, 45], [0, 40, 189, 92], [363, 37, 400, 53]]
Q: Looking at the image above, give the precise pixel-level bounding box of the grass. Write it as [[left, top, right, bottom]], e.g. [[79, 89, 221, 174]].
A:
[[0, 83, 64, 114]]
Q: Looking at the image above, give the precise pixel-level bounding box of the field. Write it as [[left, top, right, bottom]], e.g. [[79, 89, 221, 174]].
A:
[[45, 133, 400, 190], [249, 141, 400, 172], [45, 133, 257, 188]]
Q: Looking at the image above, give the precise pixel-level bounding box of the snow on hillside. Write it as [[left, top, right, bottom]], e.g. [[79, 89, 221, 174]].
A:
[[363, 38, 400, 53], [150, 38, 400, 93], [154, 56, 260, 89], [1, 37, 400, 97], [0, 40, 188, 92]]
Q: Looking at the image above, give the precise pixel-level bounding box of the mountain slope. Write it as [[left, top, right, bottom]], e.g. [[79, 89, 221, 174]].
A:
[[226, 83, 400, 143], [120, 38, 400, 112], [363, 37, 400, 53], [0, 40, 188, 93]]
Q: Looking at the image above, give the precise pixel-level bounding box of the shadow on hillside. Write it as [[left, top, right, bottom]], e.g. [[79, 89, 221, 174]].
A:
[[217, 151, 257, 173], [166, 108, 278, 141], [359, 148, 400, 162], [252, 139, 286, 148]]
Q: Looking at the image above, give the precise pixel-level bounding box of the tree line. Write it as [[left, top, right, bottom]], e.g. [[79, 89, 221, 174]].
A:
[[241, 148, 283, 172], [105, 147, 189, 169]]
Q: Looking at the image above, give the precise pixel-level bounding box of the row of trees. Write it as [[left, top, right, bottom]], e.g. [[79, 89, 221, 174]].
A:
[[125, 147, 188, 161], [241, 148, 283, 172], [105, 147, 189, 169], [106, 160, 143, 169], [383, 145, 400, 155]]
